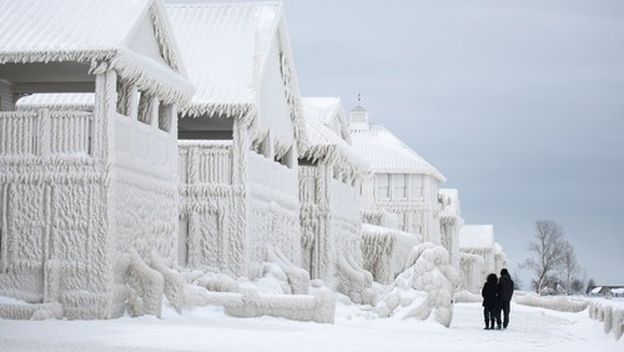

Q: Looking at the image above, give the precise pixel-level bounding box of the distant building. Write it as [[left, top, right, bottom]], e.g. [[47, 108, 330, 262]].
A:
[[349, 102, 445, 245], [459, 225, 507, 293], [589, 286, 624, 298]]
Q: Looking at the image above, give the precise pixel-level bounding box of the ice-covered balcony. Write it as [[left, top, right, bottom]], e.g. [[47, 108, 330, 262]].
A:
[[0, 110, 92, 157], [178, 140, 233, 185]]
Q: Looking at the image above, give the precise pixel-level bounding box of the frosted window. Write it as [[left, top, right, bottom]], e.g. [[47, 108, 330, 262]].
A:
[[394, 174, 407, 199], [376, 174, 391, 199]]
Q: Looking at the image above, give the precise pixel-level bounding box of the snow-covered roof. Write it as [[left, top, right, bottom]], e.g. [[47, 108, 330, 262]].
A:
[[302, 98, 351, 144], [300, 98, 367, 177], [350, 124, 445, 181], [166, 3, 299, 116], [0, 0, 193, 105], [591, 287, 603, 295], [459, 225, 495, 249], [439, 188, 461, 220], [166, 2, 307, 155], [16, 93, 95, 112]]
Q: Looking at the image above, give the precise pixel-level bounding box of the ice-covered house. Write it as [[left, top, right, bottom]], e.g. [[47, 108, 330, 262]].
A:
[[458, 225, 507, 293], [350, 103, 446, 244], [348, 102, 446, 283], [167, 3, 307, 279], [298, 97, 374, 303], [438, 188, 463, 270], [0, 0, 193, 318]]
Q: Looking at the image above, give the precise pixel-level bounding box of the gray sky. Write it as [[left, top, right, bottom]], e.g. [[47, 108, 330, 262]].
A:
[[283, 0, 624, 286]]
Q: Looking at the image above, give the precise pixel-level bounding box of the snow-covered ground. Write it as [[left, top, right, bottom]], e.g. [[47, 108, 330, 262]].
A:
[[0, 300, 620, 352]]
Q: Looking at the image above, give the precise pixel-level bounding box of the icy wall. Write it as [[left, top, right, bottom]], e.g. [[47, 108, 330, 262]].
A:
[[247, 150, 301, 271], [299, 164, 374, 304], [0, 70, 181, 319], [459, 253, 484, 293], [360, 224, 418, 284], [178, 140, 247, 276]]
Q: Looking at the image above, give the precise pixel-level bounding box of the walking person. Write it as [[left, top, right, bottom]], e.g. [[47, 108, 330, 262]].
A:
[[497, 268, 515, 329], [482, 273, 501, 330]]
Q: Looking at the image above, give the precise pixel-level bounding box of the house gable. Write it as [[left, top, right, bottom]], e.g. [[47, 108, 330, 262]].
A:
[[126, 2, 183, 74], [257, 33, 296, 156]]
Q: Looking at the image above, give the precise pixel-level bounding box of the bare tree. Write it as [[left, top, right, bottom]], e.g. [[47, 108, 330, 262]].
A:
[[570, 279, 585, 294], [560, 241, 581, 295], [523, 219, 566, 295]]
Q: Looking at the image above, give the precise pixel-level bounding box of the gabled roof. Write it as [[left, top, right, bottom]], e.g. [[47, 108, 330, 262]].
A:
[[0, 0, 193, 105], [459, 225, 495, 249], [166, 3, 300, 116], [350, 124, 446, 181], [301, 98, 367, 178], [302, 97, 351, 144], [166, 2, 307, 154]]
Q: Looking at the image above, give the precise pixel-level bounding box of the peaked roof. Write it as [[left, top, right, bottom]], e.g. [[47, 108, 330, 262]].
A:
[[459, 225, 495, 249], [302, 97, 351, 144], [301, 97, 366, 177], [0, 0, 193, 105], [166, 2, 299, 117], [350, 124, 446, 181]]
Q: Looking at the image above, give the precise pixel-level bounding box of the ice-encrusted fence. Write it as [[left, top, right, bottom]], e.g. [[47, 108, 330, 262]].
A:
[[0, 110, 92, 156], [588, 299, 624, 340], [178, 140, 233, 184]]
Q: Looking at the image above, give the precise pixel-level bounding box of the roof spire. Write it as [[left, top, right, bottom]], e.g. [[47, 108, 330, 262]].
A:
[[356, 91, 363, 104]]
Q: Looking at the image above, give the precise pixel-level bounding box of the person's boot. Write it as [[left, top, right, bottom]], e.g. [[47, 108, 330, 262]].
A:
[[496, 324, 502, 330], [484, 321, 490, 330]]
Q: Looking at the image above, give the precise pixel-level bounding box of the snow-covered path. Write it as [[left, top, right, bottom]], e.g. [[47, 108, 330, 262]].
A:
[[0, 302, 619, 352]]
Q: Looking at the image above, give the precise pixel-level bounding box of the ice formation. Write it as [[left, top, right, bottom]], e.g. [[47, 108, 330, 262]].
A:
[[588, 299, 624, 340], [182, 263, 335, 324], [298, 97, 375, 304], [170, 2, 304, 279], [458, 225, 507, 293], [349, 105, 445, 245], [375, 243, 460, 327], [513, 292, 588, 313], [438, 188, 463, 270], [0, 0, 191, 319], [360, 224, 418, 284], [0, 0, 509, 327]]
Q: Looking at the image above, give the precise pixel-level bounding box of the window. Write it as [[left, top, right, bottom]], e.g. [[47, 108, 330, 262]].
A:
[[394, 174, 408, 199], [376, 174, 391, 199]]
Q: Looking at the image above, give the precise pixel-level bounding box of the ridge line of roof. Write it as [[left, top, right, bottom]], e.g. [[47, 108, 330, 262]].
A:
[[166, 1, 282, 9]]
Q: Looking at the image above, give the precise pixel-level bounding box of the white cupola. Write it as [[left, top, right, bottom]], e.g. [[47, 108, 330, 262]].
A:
[[349, 92, 369, 131]]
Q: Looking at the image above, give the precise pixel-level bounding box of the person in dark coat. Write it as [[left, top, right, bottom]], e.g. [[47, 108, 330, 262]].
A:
[[497, 268, 515, 329], [482, 273, 501, 330]]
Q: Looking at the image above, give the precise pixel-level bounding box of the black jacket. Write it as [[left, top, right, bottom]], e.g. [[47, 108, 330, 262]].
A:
[[482, 281, 499, 309], [498, 274, 514, 302]]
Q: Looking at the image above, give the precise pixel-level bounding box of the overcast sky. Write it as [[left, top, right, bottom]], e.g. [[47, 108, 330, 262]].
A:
[[282, 0, 624, 286]]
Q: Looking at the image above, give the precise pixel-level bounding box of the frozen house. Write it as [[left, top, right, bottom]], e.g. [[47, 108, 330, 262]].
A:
[[438, 189, 464, 270], [298, 97, 374, 303], [167, 2, 307, 279], [459, 225, 506, 292], [349, 102, 446, 245], [0, 0, 193, 319]]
